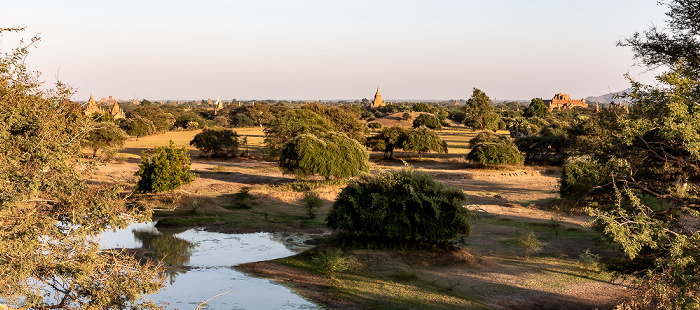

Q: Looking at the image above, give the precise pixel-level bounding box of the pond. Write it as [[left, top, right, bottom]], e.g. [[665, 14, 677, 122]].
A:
[[99, 222, 323, 310]]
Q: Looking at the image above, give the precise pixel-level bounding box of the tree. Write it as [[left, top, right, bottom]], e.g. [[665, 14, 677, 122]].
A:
[[175, 112, 207, 129], [83, 121, 129, 157], [301, 103, 369, 143], [412, 113, 442, 130], [618, 0, 700, 74], [327, 167, 470, 243], [412, 102, 433, 113], [466, 139, 524, 166], [464, 88, 500, 131], [128, 105, 175, 133], [402, 126, 448, 157], [0, 28, 163, 309], [366, 126, 409, 159], [279, 132, 369, 179], [523, 98, 550, 118], [120, 115, 155, 139], [190, 126, 240, 158], [263, 109, 333, 156], [563, 65, 700, 308], [135, 141, 196, 192]]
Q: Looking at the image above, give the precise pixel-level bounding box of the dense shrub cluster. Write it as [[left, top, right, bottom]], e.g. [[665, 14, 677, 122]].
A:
[[190, 126, 240, 157], [135, 141, 196, 192], [412, 113, 442, 130], [279, 132, 369, 179], [466, 132, 523, 165], [327, 168, 470, 243]]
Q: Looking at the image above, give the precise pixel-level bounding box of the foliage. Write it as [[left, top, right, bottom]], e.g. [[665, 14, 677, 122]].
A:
[[447, 109, 467, 123], [466, 137, 524, 166], [302, 191, 323, 219], [264, 109, 333, 156], [135, 141, 196, 192], [506, 116, 540, 138], [515, 120, 574, 165], [175, 112, 207, 129], [463, 88, 500, 131], [412, 102, 433, 113], [563, 64, 700, 308], [190, 126, 240, 157], [513, 230, 543, 259], [367, 122, 382, 129], [402, 112, 412, 120], [523, 98, 550, 118], [279, 132, 369, 179], [83, 121, 129, 157], [327, 168, 470, 243], [128, 105, 175, 133], [468, 131, 508, 148], [120, 115, 155, 138], [402, 126, 448, 157], [312, 249, 350, 282], [412, 113, 442, 130], [618, 0, 700, 74], [0, 28, 163, 309], [366, 125, 409, 159], [302, 103, 369, 143]]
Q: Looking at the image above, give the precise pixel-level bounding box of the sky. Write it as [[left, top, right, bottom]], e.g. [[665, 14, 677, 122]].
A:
[[1, 1, 670, 101]]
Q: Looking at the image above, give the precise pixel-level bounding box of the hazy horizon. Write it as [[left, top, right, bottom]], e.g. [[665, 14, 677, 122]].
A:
[[2, 1, 669, 101]]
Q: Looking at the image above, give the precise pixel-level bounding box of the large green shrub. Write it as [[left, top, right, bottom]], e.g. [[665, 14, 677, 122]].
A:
[[412, 113, 442, 130], [135, 141, 196, 192], [279, 132, 369, 179], [402, 126, 448, 157], [466, 139, 524, 165], [327, 168, 470, 243], [190, 126, 240, 157], [264, 109, 333, 156], [366, 126, 409, 159], [468, 131, 508, 148]]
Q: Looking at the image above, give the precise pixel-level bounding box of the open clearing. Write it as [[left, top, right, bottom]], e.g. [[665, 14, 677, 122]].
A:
[[93, 127, 629, 309]]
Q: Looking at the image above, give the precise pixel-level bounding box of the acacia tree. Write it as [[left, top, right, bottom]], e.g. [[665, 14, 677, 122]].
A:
[[464, 88, 500, 131], [402, 126, 448, 157], [279, 132, 369, 179], [412, 113, 442, 130], [366, 126, 409, 159], [83, 121, 129, 157], [263, 109, 333, 156], [523, 98, 549, 118], [119, 115, 155, 139], [190, 126, 240, 157], [0, 28, 164, 309]]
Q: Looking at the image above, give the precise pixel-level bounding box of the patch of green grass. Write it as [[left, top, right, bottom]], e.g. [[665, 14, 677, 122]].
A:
[[156, 216, 218, 227], [274, 179, 348, 192]]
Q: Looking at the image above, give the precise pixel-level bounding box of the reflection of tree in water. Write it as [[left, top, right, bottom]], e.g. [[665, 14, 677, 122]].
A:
[[132, 228, 196, 266]]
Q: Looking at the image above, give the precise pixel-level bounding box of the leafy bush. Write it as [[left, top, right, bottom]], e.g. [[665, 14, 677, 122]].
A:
[[327, 168, 470, 243], [264, 109, 333, 156], [367, 122, 381, 129], [402, 126, 448, 157], [279, 132, 369, 179], [523, 98, 550, 118], [468, 131, 508, 148], [466, 139, 524, 166], [302, 191, 323, 219], [412, 113, 442, 130], [175, 112, 207, 129], [83, 122, 129, 157], [513, 230, 543, 259], [119, 115, 155, 138], [190, 126, 240, 157], [412, 102, 433, 113], [135, 141, 196, 193]]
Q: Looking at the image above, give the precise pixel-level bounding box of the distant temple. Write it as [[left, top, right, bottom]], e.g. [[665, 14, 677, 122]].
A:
[[371, 87, 385, 108], [84, 94, 102, 116], [214, 96, 224, 115], [110, 100, 125, 119], [542, 93, 587, 111], [84, 93, 125, 119]]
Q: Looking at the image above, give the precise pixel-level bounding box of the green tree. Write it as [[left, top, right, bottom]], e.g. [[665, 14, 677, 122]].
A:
[[175, 112, 207, 129], [264, 109, 333, 156], [402, 126, 448, 157], [0, 28, 163, 309], [366, 126, 409, 159], [135, 141, 196, 192], [523, 98, 550, 118], [466, 140, 524, 166], [190, 126, 240, 158], [128, 105, 175, 133], [412, 113, 442, 130], [464, 88, 500, 131], [563, 64, 700, 308], [279, 132, 369, 179], [120, 115, 155, 139], [83, 121, 129, 157], [412, 102, 433, 113], [618, 0, 700, 74], [301, 103, 369, 143], [327, 168, 470, 243]]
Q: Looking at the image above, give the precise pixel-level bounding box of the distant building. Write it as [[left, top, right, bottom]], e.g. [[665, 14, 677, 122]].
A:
[[110, 100, 125, 120], [371, 87, 385, 108], [84, 94, 102, 116], [214, 96, 224, 115], [543, 93, 587, 111]]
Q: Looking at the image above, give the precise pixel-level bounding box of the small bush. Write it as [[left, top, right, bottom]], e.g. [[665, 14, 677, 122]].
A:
[[302, 192, 323, 219], [466, 140, 524, 166], [579, 248, 601, 274], [513, 230, 543, 259], [135, 141, 196, 193], [327, 167, 470, 243], [367, 122, 382, 129], [313, 249, 349, 283], [412, 114, 442, 130]]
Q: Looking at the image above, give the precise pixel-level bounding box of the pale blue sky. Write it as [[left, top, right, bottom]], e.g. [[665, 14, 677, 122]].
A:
[[2, 1, 668, 101]]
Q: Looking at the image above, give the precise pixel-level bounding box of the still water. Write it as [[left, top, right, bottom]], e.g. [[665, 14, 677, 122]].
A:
[[99, 222, 322, 310]]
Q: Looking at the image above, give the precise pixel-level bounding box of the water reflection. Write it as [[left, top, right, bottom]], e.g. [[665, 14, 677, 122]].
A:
[[132, 228, 195, 266]]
